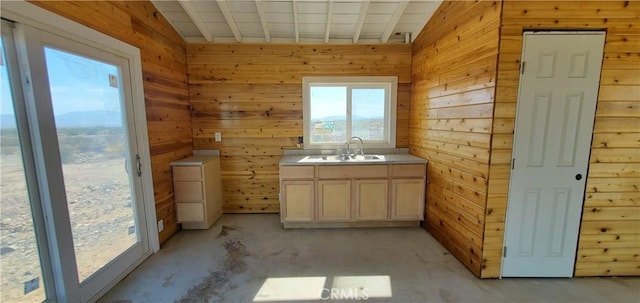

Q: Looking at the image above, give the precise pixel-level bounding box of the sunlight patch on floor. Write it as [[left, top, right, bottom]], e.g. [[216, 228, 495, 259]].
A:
[[253, 277, 326, 302], [332, 275, 392, 299], [253, 275, 392, 301]]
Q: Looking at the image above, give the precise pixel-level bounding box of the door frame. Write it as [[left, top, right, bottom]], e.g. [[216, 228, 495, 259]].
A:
[[501, 30, 606, 278], [2, 1, 159, 301]]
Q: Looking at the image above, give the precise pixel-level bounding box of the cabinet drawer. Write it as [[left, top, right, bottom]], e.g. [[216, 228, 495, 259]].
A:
[[391, 164, 425, 178], [318, 165, 387, 179], [173, 166, 202, 180], [174, 181, 204, 201], [280, 165, 315, 179], [176, 202, 204, 222]]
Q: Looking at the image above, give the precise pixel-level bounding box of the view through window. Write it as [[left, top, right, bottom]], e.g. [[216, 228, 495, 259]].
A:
[[304, 77, 397, 149]]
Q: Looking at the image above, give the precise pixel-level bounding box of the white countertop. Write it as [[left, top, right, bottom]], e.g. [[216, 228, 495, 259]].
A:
[[171, 155, 220, 166], [280, 154, 428, 166]]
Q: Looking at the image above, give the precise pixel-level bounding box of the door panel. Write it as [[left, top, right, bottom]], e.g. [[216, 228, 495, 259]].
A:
[[527, 93, 550, 166], [503, 32, 605, 277], [558, 93, 583, 166], [548, 188, 570, 256], [0, 30, 48, 302], [43, 46, 140, 283], [517, 189, 539, 257]]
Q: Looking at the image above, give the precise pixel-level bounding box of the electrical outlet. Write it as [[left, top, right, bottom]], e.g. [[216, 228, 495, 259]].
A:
[[157, 219, 164, 232], [214, 132, 222, 142]]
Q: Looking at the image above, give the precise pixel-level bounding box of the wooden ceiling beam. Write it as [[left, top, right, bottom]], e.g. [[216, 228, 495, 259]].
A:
[[178, 0, 214, 42], [216, 0, 242, 42], [352, 0, 370, 43], [381, 1, 409, 43], [292, 0, 300, 43], [254, 0, 271, 42], [324, 0, 333, 44]]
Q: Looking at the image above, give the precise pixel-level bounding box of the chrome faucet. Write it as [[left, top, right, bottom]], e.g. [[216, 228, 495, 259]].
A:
[[346, 136, 364, 157]]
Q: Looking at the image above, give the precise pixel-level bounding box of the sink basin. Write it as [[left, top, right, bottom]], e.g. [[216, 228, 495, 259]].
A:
[[353, 155, 385, 161], [299, 155, 386, 163]]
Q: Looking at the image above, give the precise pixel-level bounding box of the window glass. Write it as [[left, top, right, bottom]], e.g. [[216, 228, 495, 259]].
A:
[[352, 88, 385, 141], [309, 86, 346, 145]]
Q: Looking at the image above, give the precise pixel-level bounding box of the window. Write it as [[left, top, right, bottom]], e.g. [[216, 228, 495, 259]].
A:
[[303, 76, 397, 149]]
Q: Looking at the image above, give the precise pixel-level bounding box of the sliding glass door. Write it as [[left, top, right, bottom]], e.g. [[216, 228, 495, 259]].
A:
[[0, 22, 49, 303], [1, 15, 154, 302]]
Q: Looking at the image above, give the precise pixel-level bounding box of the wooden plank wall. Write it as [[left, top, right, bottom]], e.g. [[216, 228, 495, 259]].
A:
[[187, 44, 412, 213], [483, 0, 640, 277], [410, 1, 502, 276], [33, 1, 192, 244]]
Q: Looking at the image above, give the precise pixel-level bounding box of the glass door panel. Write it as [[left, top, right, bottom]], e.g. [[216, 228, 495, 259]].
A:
[[43, 47, 138, 283], [0, 37, 46, 303]]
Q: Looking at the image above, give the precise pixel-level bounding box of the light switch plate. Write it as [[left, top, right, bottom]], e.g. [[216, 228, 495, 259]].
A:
[[157, 219, 164, 232], [214, 132, 222, 142]]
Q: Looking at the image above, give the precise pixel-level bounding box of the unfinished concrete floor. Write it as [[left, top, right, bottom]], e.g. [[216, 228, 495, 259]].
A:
[[100, 214, 639, 303]]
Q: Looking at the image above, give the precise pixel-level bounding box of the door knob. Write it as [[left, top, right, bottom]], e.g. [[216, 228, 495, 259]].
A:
[[575, 174, 582, 181]]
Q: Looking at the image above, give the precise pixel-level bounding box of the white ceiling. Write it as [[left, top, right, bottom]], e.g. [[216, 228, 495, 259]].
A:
[[151, 0, 442, 44]]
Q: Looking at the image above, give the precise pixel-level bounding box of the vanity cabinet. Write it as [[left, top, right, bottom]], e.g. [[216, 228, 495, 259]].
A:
[[279, 160, 426, 228], [171, 156, 223, 229]]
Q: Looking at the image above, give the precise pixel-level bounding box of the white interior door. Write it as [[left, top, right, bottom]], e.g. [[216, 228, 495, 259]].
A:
[[502, 32, 605, 277]]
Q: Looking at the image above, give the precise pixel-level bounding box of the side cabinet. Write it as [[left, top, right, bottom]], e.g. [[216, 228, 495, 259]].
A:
[[390, 164, 426, 221], [280, 166, 315, 222], [172, 156, 223, 229]]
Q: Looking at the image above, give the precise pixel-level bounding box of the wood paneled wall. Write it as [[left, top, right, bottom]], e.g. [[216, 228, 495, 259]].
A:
[[410, 1, 502, 277], [483, 0, 640, 277], [187, 44, 411, 213], [33, 1, 192, 244]]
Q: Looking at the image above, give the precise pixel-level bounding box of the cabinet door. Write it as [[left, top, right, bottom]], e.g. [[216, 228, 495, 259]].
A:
[[282, 180, 315, 222], [318, 180, 351, 221], [354, 180, 388, 220], [391, 179, 425, 220]]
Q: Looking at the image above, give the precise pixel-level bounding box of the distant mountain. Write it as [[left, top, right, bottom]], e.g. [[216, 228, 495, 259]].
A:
[[55, 111, 122, 128], [312, 115, 345, 122], [1, 111, 122, 129], [312, 115, 383, 122]]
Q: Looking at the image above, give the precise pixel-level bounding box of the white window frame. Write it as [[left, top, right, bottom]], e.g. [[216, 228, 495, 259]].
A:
[[303, 76, 397, 149]]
